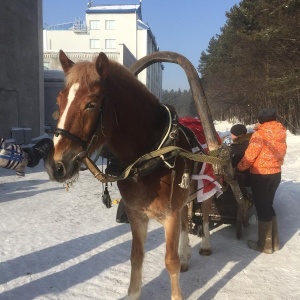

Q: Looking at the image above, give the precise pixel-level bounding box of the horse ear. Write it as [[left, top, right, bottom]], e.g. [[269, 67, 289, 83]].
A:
[[59, 50, 74, 73], [95, 52, 109, 80]]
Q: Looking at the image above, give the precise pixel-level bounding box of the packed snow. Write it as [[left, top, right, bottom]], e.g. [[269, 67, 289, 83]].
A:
[[1, 121, 299, 300]]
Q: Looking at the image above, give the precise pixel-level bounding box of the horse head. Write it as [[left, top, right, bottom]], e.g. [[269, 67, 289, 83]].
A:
[[45, 50, 110, 182]]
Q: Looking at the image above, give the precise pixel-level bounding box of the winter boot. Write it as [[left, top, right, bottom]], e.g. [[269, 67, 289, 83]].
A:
[[247, 220, 273, 254], [272, 216, 280, 251], [23, 138, 54, 168]]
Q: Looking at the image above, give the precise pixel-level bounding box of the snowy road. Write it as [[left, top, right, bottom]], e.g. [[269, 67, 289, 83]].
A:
[[1, 122, 299, 299]]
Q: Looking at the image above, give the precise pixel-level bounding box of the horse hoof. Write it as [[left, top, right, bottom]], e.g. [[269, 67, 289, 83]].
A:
[[180, 264, 189, 272], [199, 248, 212, 256], [236, 222, 243, 239]]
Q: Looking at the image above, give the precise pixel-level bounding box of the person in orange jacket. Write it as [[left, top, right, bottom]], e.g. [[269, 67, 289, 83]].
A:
[[237, 108, 287, 254]]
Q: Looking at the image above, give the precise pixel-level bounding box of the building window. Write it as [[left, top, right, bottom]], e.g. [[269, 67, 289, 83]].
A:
[[90, 20, 100, 30], [105, 39, 116, 49], [105, 20, 116, 30], [90, 39, 100, 49]]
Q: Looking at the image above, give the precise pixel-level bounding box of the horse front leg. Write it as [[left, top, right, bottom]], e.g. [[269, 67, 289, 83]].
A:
[[164, 211, 184, 300], [127, 211, 149, 300], [199, 196, 213, 256], [179, 205, 191, 272]]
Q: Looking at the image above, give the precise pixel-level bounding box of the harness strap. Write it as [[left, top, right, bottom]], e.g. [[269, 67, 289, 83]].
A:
[[157, 105, 174, 150], [82, 145, 229, 183], [54, 128, 87, 148]]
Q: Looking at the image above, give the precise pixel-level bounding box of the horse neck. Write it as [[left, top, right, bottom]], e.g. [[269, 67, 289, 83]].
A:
[[103, 82, 167, 164]]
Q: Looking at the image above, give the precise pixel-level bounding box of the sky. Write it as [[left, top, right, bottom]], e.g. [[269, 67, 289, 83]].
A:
[[42, 0, 241, 91], [1, 121, 299, 299]]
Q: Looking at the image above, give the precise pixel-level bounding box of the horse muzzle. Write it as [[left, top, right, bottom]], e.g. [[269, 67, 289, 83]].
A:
[[45, 151, 82, 183]]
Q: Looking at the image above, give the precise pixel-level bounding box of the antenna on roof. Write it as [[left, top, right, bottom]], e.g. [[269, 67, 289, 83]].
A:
[[87, 0, 93, 8]]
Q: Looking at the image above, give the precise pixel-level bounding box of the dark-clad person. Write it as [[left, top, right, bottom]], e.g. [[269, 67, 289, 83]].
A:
[[230, 124, 251, 168]]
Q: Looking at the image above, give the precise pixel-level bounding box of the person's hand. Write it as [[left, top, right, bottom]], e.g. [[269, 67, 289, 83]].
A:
[[233, 167, 242, 180]]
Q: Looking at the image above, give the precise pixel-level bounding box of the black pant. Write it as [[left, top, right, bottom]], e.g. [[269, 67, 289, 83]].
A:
[[250, 172, 281, 222]]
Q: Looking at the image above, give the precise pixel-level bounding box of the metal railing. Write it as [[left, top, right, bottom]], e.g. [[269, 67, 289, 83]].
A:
[[45, 19, 88, 33]]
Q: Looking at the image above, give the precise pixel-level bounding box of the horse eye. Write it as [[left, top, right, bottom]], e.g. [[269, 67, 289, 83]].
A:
[[85, 102, 96, 109]]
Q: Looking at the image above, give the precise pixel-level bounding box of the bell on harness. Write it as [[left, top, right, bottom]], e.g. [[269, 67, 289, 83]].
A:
[[102, 183, 112, 208]]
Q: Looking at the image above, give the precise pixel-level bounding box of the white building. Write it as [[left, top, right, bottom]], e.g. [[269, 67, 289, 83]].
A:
[[43, 1, 163, 99]]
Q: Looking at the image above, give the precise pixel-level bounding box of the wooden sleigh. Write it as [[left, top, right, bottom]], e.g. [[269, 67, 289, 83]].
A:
[[129, 51, 250, 239]]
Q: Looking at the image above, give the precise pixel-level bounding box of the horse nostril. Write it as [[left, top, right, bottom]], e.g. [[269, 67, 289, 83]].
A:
[[55, 162, 65, 178]]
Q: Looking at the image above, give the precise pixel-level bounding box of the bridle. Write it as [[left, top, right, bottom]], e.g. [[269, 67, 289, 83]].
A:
[[53, 98, 110, 183], [54, 128, 89, 149], [54, 81, 108, 160]]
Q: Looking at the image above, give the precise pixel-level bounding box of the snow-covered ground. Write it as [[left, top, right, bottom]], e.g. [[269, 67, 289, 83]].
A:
[[1, 121, 299, 300]]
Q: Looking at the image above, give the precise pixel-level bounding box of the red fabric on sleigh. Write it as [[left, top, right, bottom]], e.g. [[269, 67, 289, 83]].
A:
[[179, 117, 223, 202]]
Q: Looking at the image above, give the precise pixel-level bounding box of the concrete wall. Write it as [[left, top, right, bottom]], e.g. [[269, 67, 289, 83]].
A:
[[44, 44, 136, 70], [86, 11, 138, 56], [0, 0, 44, 142]]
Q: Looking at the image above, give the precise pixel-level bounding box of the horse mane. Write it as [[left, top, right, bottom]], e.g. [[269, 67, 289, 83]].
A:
[[65, 58, 160, 106], [65, 60, 100, 88]]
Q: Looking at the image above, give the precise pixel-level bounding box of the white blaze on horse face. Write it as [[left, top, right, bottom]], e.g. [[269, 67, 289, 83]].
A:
[[54, 83, 80, 146]]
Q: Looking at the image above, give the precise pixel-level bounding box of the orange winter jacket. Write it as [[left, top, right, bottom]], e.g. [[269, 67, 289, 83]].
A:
[[237, 121, 287, 174]]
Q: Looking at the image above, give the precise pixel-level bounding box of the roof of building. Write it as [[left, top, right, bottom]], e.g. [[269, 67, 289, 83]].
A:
[[137, 19, 149, 30], [86, 4, 141, 15]]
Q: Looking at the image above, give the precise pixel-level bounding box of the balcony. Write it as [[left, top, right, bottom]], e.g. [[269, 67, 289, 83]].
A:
[[73, 20, 88, 33], [44, 19, 88, 34]]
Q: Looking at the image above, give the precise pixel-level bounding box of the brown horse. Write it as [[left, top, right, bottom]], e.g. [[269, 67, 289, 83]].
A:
[[45, 50, 216, 299]]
